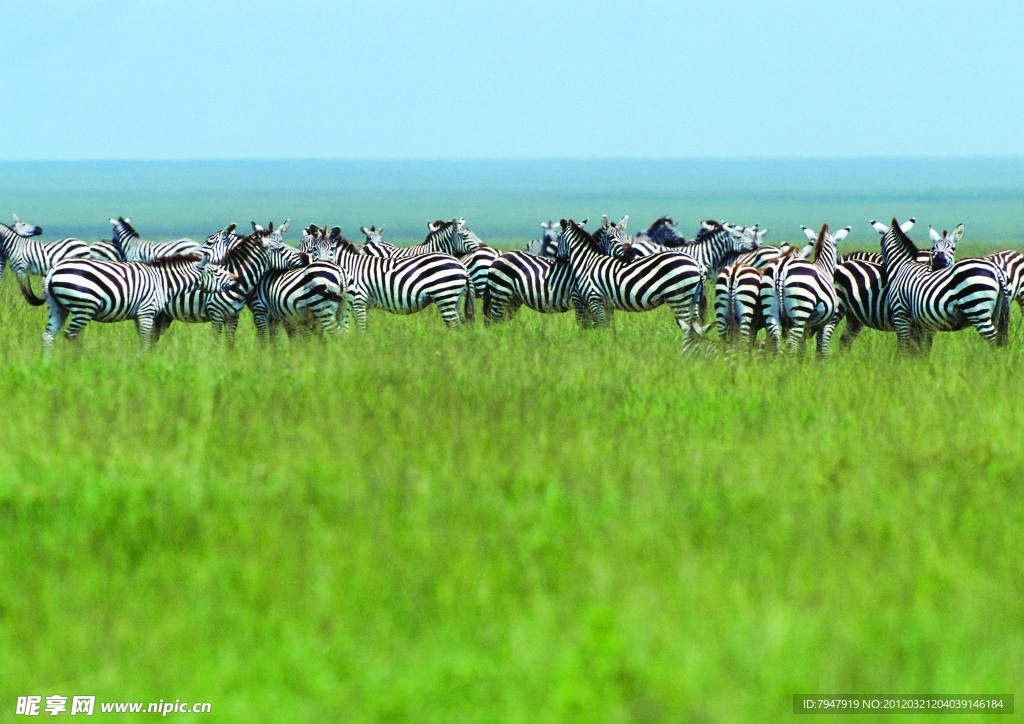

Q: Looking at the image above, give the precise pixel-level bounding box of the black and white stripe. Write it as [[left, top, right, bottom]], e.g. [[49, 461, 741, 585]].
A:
[[557, 218, 706, 348], [320, 231, 472, 331], [714, 263, 765, 346], [41, 255, 237, 351], [760, 224, 847, 357], [880, 219, 1009, 354], [0, 215, 91, 304], [483, 250, 587, 325], [108, 216, 202, 262], [201, 225, 310, 346]]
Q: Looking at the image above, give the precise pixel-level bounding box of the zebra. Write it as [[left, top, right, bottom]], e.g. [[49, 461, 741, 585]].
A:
[[108, 216, 202, 262], [760, 223, 848, 357], [323, 229, 472, 331], [840, 218, 918, 263], [921, 224, 1024, 313], [41, 254, 237, 352], [201, 224, 311, 346], [556, 218, 707, 349], [524, 221, 562, 257], [359, 219, 486, 320], [482, 248, 585, 325], [714, 263, 766, 346], [247, 255, 351, 342], [879, 219, 1009, 354], [635, 216, 687, 247], [0, 215, 91, 304]]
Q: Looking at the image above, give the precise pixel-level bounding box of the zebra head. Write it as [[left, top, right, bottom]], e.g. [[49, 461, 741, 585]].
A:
[[640, 216, 686, 247], [201, 224, 238, 265], [360, 225, 387, 245], [305, 228, 339, 263], [108, 216, 138, 245], [928, 224, 963, 270], [250, 219, 291, 245], [8, 214, 43, 237], [594, 215, 629, 257], [258, 230, 308, 269], [426, 218, 482, 255], [197, 257, 239, 294]]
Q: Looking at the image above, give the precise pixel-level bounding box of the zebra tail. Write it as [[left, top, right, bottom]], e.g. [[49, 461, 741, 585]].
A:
[[463, 279, 475, 323], [692, 270, 707, 323], [726, 279, 739, 342], [775, 264, 787, 325], [995, 279, 1011, 347], [17, 274, 47, 306]]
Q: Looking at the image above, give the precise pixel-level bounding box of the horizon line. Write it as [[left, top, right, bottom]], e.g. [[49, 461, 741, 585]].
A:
[[3, 154, 1024, 164]]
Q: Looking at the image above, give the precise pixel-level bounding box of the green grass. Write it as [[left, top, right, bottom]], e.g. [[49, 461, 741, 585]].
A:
[[0, 272, 1022, 721]]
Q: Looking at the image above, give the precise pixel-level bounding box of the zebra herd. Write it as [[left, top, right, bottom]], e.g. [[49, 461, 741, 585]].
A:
[[1, 212, 1022, 357]]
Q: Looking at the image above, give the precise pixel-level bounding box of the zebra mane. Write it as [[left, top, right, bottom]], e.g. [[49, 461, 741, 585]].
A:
[[558, 218, 599, 253], [810, 224, 828, 265], [880, 217, 919, 267]]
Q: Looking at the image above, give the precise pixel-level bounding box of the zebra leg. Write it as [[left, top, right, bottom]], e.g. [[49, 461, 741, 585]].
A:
[[42, 297, 69, 353], [586, 295, 606, 328], [816, 320, 838, 360], [136, 314, 156, 351], [892, 310, 917, 355], [314, 304, 342, 338], [63, 312, 93, 344], [251, 307, 271, 345], [435, 296, 463, 329], [224, 315, 240, 349], [786, 323, 807, 355], [839, 318, 863, 349], [151, 313, 173, 344]]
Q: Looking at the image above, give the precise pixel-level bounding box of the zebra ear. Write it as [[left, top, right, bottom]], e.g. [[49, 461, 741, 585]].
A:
[[12, 214, 19, 224], [224, 223, 237, 234], [832, 226, 851, 242], [279, 219, 290, 234], [928, 226, 942, 243], [109, 217, 118, 225], [800, 226, 817, 242], [268, 221, 275, 233], [360, 226, 369, 236], [901, 218, 916, 233], [579, 218, 588, 227], [251, 221, 263, 232], [379, 225, 385, 234], [952, 224, 964, 243], [601, 215, 611, 230], [618, 215, 629, 230], [870, 220, 888, 234]]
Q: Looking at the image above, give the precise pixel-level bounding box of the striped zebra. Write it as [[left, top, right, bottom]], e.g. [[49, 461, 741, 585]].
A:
[[880, 219, 1009, 354], [524, 221, 562, 257], [556, 218, 706, 348], [319, 229, 472, 331], [714, 263, 765, 346], [201, 224, 310, 346], [247, 254, 350, 341], [483, 248, 587, 325], [360, 219, 486, 320], [0, 215, 91, 304], [108, 216, 202, 262], [921, 224, 1024, 312], [760, 224, 848, 357], [41, 254, 237, 352]]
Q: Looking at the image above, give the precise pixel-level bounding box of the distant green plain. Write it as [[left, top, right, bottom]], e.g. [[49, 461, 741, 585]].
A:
[[0, 160, 1021, 721]]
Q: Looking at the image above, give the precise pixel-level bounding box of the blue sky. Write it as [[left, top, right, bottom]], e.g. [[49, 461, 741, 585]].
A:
[[3, 0, 1022, 160]]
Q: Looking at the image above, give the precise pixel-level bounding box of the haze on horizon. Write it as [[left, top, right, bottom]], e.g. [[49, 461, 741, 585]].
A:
[[2, 1, 1021, 161]]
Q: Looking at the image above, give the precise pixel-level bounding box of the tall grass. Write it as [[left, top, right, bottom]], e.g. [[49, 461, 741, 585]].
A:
[[0, 270, 1022, 720]]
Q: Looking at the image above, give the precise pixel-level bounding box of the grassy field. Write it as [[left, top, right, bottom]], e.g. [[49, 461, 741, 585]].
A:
[[1, 160, 1022, 720]]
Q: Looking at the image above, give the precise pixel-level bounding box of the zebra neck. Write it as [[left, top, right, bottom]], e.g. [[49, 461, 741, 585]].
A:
[[813, 241, 837, 274]]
